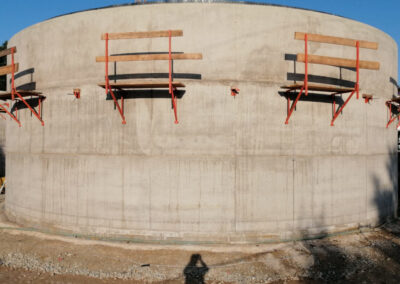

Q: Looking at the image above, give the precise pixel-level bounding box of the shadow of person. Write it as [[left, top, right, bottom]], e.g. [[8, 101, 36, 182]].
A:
[[183, 254, 209, 284]]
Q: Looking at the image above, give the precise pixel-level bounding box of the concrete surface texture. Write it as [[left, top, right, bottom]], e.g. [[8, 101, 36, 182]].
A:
[[0, 118, 4, 178], [3, 2, 399, 243]]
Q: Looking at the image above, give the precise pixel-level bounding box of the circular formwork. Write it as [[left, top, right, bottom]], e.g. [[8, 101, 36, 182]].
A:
[[4, 2, 398, 243]]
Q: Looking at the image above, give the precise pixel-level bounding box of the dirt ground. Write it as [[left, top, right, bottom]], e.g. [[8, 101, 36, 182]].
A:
[[1, 195, 400, 283]]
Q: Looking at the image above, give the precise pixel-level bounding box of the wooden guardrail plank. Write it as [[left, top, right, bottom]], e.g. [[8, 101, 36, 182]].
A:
[[101, 30, 183, 40], [98, 81, 186, 88], [297, 53, 380, 70], [295, 32, 378, 49], [0, 47, 17, 58], [0, 63, 19, 76], [96, 53, 203, 62]]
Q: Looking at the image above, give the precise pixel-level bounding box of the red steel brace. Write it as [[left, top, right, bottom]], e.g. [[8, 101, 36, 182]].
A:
[[330, 40, 360, 125], [305, 33, 308, 96], [285, 38, 361, 126], [285, 86, 304, 124], [331, 89, 356, 126], [285, 34, 308, 124], [0, 103, 21, 127], [13, 92, 44, 126], [10, 48, 44, 126], [11, 47, 15, 101], [169, 30, 179, 124], [104, 33, 126, 124], [356, 41, 360, 99], [386, 101, 400, 128]]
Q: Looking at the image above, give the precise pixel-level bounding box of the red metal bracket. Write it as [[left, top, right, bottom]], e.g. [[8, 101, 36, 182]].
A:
[[385, 100, 400, 128], [168, 30, 179, 124], [10, 48, 44, 126], [305, 34, 308, 96], [73, 88, 80, 99], [231, 87, 240, 97], [0, 103, 21, 127], [362, 94, 373, 104], [285, 37, 361, 125], [285, 87, 304, 124], [331, 90, 356, 126], [104, 33, 126, 125], [356, 41, 360, 99], [103, 30, 182, 124]]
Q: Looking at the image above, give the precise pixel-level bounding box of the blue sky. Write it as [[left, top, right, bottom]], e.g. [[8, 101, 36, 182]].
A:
[[0, 0, 399, 81]]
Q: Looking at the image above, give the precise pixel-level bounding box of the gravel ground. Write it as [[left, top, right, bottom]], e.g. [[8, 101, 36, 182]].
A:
[[1, 195, 400, 283]]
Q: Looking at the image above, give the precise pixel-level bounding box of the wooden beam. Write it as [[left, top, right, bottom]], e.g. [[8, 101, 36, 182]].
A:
[[0, 90, 43, 101], [282, 83, 354, 93], [297, 53, 380, 70], [0, 46, 17, 58], [0, 63, 19, 76], [0, 47, 16, 57], [101, 30, 183, 40], [98, 81, 185, 89], [96, 53, 203, 62], [295, 32, 378, 49]]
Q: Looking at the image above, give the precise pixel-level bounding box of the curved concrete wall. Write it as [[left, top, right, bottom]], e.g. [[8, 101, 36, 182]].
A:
[[4, 3, 398, 243]]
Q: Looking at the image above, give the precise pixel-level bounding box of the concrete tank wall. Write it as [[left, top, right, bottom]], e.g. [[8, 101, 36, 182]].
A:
[[4, 3, 398, 243]]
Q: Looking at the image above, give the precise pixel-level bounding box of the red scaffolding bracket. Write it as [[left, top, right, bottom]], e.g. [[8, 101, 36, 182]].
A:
[[0, 102, 20, 127], [385, 98, 400, 128], [73, 88, 80, 99], [97, 30, 202, 124], [362, 94, 373, 104], [231, 87, 240, 97], [281, 32, 379, 126], [0, 46, 45, 126]]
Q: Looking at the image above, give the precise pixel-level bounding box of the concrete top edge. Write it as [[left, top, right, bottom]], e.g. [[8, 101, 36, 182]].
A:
[[9, 0, 396, 51], [48, 0, 341, 21]]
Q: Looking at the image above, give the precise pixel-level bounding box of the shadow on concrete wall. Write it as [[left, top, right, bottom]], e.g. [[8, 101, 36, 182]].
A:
[[109, 72, 201, 81], [278, 90, 345, 105], [280, 53, 358, 116], [109, 51, 202, 82], [9, 68, 36, 91], [10, 97, 43, 116], [372, 147, 398, 223], [0, 146, 4, 194], [0, 146, 4, 177], [103, 53, 201, 103], [284, 53, 357, 87], [389, 77, 398, 98], [300, 145, 399, 282], [108, 89, 186, 102]]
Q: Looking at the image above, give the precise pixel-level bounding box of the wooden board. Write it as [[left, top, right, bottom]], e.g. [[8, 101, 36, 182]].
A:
[[96, 53, 203, 62], [98, 81, 185, 89], [0, 46, 17, 58], [282, 83, 355, 93], [0, 63, 19, 76], [101, 30, 183, 40], [0, 90, 43, 101], [295, 32, 378, 49], [297, 53, 380, 70]]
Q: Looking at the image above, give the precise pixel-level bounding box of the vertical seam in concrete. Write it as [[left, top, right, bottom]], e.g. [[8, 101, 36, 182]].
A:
[[233, 4, 238, 235], [121, 157, 126, 227], [149, 164, 152, 230], [292, 158, 295, 233], [365, 96, 368, 222]]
